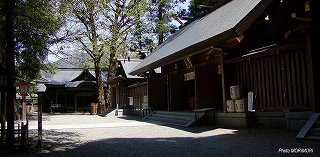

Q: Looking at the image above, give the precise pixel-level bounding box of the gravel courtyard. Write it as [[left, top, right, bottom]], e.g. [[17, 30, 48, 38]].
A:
[[9, 113, 320, 157]]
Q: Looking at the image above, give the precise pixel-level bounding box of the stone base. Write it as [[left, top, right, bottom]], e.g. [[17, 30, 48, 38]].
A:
[[215, 111, 316, 130], [215, 112, 255, 128], [255, 112, 286, 129]]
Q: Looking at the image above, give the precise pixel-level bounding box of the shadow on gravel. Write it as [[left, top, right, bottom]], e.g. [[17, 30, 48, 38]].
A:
[[41, 130, 82, 151], [26, 128, 319, 157], [1, 130, 82, 157], [20, 130, 81, 156]]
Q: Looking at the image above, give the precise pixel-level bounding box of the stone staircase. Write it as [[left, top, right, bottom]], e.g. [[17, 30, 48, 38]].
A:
[[296, 113, 320, 140], [143, 111, 204, 127]]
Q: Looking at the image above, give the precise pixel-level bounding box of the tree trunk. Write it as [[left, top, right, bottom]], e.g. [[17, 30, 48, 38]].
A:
[[105, 52, 117, 109], [4, 0, 16, 150], [94, 59, 105, 113], [158, 5, 164, 44]]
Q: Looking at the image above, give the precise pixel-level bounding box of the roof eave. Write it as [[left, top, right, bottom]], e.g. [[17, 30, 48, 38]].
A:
[[130, 0, 273, 76], [129, 29, 238, 75]]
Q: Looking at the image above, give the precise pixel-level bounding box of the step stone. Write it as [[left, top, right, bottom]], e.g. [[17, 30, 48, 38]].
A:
[[148, 116, 190, 126], [151, 113, 195, 121], [155, 111, 195, 117]]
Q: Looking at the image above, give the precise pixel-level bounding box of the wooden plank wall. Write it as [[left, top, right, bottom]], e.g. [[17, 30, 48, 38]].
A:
[[128, 84, 148, 109], [117, 86, 128, 109], [228, 47, 312, 111], [148, 76, 168, 110]]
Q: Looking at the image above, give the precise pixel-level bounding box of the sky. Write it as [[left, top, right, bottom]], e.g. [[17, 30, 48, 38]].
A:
[[47, 0, 191, 62]]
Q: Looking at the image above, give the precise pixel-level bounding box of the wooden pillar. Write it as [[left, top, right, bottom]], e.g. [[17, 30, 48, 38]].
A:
[[194, 66, 199, 110], [116, 85, 119, 108], [194, 66, 200, 110], [147, 77, 151, 108], [22, 94, 26, 121], [54, 91, 57, 104], [166, 74, 170, 111], [64, 93, 67, 108], [74, 95, 77, 111], [0, 91, 6, 146], [220, 50, 227, 112], [37, 93, 43, 148]]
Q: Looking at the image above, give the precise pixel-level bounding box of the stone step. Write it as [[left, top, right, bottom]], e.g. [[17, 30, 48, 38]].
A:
[[155, 111, 195, 117], [309, 128, 320, 136], [144, 111, 207, 127], [146, 111, 204, 127], [147, 116, 190, 127], [152, 113, 196, 121]]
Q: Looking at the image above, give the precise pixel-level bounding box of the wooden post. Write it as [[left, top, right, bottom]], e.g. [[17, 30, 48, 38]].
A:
[[0, 92, 6, 146], [220, 50, 227, 112], [74, 95, 77, 111], [37, 93, 43, 148], [194, 66, 198, 110], [166, 74, 170, 111], [22, 94, 26, 121]]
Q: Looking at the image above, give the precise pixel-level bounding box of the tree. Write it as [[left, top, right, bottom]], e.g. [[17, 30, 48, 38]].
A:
[[189, 0, 227, 17], [1, 1, 61, 81], [0, 1, 5, 63], [3, 0, 16, 149], [57, 0, 147, 109], [13, 0, 61, 81], [1, 0, 61, 149], [146, 0, 186, 45]]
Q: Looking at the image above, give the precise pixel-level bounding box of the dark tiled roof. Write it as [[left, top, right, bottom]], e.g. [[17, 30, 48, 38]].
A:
[[41, 69, 86, 84], [130, 0, 270, 75], [71, 69, 96, 82], [65, 81, 96, 88], [118, 59, 143, 79]]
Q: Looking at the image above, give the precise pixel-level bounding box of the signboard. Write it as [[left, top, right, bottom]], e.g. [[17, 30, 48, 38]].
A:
[[128, 97, 133, 106]]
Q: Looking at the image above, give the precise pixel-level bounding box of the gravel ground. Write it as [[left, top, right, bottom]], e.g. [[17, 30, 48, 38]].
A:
[[3, 114, 319, 157]]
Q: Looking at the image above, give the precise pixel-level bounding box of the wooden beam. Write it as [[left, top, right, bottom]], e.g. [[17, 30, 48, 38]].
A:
[[224, 42, 305, 64]]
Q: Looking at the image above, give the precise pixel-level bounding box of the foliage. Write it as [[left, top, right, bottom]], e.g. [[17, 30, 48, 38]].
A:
[[0, 1, 6, 64], [145, 0, 186, 45], [0, 0, 61, 81], [189, 0, 227, 17]]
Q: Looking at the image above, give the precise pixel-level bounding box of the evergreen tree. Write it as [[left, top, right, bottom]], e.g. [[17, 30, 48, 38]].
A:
[[0, 0, 61, 81], [0, 0, 61, 148], [189, 0, 227, 17], [146, 0, 186, 45]]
